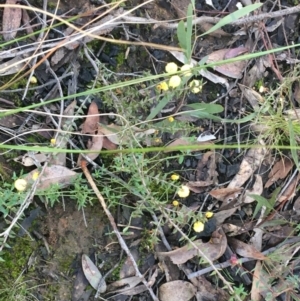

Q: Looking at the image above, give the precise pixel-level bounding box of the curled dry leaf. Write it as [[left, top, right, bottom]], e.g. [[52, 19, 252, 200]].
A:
[[228, 237, 267, 260], [82, 254, 106, 292], [159, 280, 197, 301], [244, 175, 263, 203], [24, 165, 77, 190], [209, 187, 242, 201], [265, 157, 293, 188], [278, 173, 300, 203], [3, 0, 22, 41], [206, 47, 248, 79], [157, 228, 227, 264]]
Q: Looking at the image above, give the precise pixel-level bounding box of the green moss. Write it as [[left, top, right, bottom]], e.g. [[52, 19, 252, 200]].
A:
[[0, 237, 36, 281]]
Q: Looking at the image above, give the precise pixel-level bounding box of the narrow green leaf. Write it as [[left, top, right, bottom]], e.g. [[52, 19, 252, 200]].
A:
[[288, 119, 299, 168], [186, 3, 193, 61], [200, 3, 262, 37], [222, 112, 258, 124], [177, 20, 187, 51], [250, 194, 274, 218], [146, 96, 170, 120], [187, 103, 224, 114]]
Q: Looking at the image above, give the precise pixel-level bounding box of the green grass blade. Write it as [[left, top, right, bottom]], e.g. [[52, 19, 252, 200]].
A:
[[288, 119, 299, 168], [200, 3, 262, 37]]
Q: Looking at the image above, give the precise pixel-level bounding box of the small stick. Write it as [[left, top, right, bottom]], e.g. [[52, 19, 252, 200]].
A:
[[80, 160, 159, 301]]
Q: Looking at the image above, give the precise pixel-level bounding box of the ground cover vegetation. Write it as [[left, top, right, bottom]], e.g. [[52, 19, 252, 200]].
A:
[[1, 0, 300, 300]]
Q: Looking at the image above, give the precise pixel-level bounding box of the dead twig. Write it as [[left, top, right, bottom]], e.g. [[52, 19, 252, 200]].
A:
[[80, 160, 159, 301]]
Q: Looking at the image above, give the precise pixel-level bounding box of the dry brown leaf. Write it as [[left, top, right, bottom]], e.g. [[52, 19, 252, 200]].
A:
[[102, 136, 118, 150], [239, 84, 264, 110], [244, 175, 263, 203], [107, 276, 141, 293], [199, 22, 230, 37], [227, 143, 267, 189], [22, 8, 34, 37], [209, 187, 242, 201], [159, 281, 196, 301], [214, 208, 237, 225], [81, 101, 99, 134], [98, 123, 124, 145], [157, 228, 227, 264], [24, 165, 77, 190], [278, 174, 300, 203], [82, 254, 106, 292], [78, 128, 104, 164], [265, 157, 293, 188], [2, 0, 22, 41], [251, 261, 267, 301], [206, 48, 248, 79], [228, 237, 267, 260], [0, 56, 26, 76], [186, 180, 214, 193]]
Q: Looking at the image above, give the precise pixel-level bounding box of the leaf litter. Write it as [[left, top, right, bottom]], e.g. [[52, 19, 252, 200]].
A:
[[2, 1, 300, 300]]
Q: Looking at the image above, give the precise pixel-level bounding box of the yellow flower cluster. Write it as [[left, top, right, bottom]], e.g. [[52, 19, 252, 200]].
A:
[[193, 212, 214, 233], [157, 62, 202, 93]]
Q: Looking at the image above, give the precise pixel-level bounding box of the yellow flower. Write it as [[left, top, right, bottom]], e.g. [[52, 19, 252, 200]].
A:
[[50, 138, 56, 146], [171, 174, 180, 181], [14, 179, 27, 192], [32, 172, 39, 181], [168, 116, 174, 122], [169, 75, 181, 88], [177, 185, 190, 198], [193, 221, 204, 233], [189, 80, 202, 94], [172, 200, 180, 207], [157, 82, 169, 91], [30, 76, 37, 84], [205, 211, 214, 218], [165, 62, 178, 74], [181, 64, 193, 77]]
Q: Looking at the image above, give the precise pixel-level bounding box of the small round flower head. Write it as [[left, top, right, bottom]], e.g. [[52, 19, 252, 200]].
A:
[[168, 116, 174, 122], [157, 82, 169, 91], [50, 138, 56, 146], [181, 64, 193, 77], [30, 76, 37, 84], [32, 172, 39, 181], [189, 80, 202, 94], [171, 174, 180, 181], [193, 221, 204, 233], [165, 62, 178, 74], [177, 185, 190, 198], [172, 200, 180, 207], [205, 211, 214, 218], [14, 179, 27, 192], [169, 75, 181, 88]]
